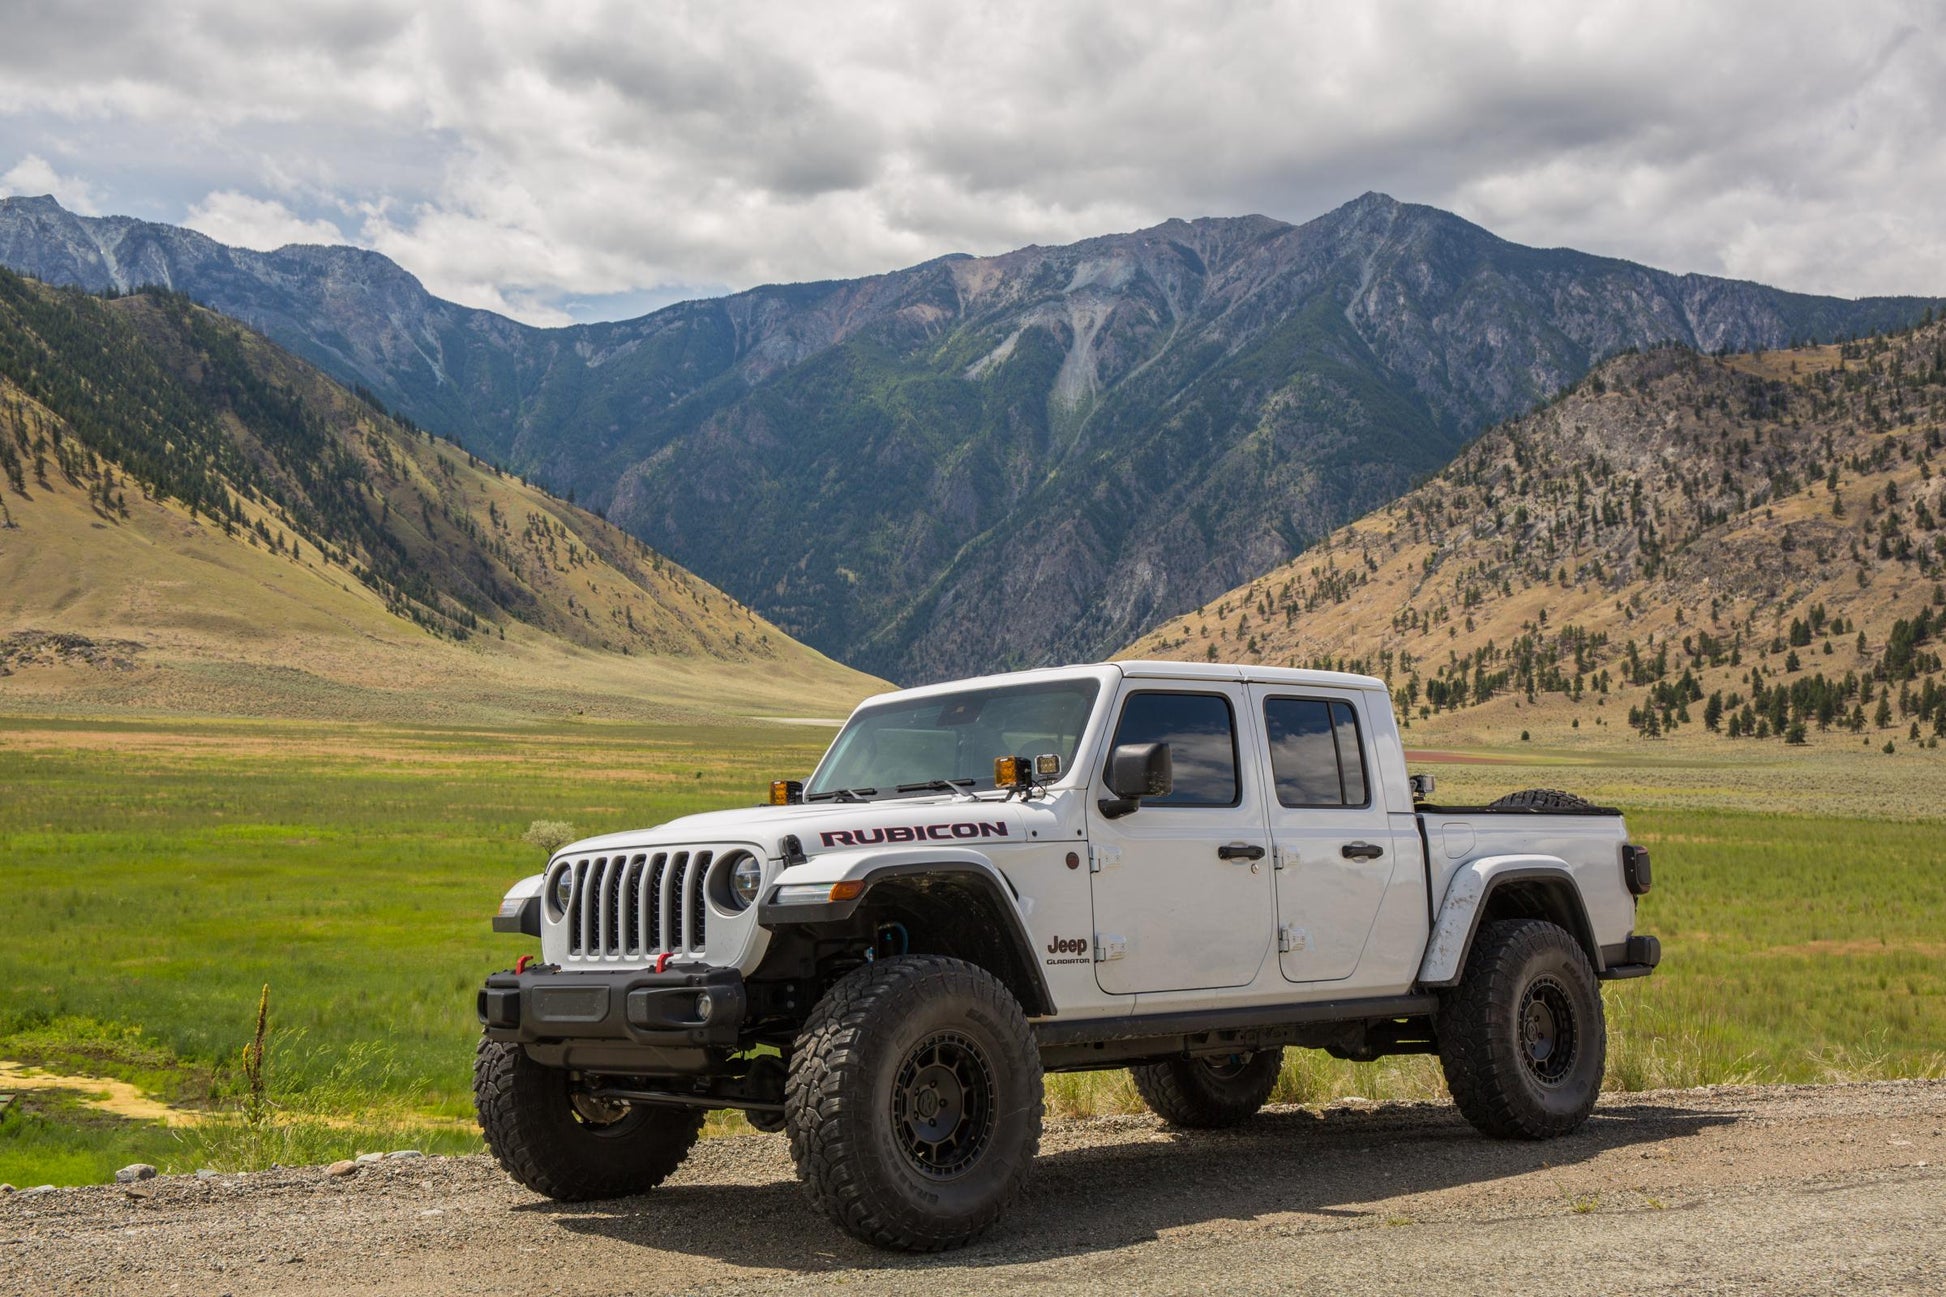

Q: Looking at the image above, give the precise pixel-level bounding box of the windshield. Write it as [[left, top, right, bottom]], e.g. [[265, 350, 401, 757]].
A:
[[808, 679, 1102, 800]]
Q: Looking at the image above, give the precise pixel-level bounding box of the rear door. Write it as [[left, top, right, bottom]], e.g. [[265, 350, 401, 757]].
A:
[[1250, 687, 1394, 982], [1087, 683, 1275, 995]]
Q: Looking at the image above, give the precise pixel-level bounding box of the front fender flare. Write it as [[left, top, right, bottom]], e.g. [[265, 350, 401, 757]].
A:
[[755, 847, 1051, 1016], [758, 846, 1017, 916], [1417, 855, 1598, 988], [493, 873, 545, 937]]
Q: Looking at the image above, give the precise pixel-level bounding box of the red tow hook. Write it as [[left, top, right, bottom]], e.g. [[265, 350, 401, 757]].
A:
[[514, 953, 534, 975], [654, 951, 673, 973]]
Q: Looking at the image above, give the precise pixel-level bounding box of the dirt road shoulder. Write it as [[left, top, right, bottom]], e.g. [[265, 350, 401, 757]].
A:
[[4, 1080, 1942, 1296]]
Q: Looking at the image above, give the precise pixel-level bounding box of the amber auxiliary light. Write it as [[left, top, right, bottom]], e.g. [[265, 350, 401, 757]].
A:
[[769, 779, 803, 805], [995, 754, 1061, 788]]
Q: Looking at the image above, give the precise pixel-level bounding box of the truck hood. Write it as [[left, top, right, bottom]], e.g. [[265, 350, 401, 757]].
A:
[[553, 795, 1035, 861]]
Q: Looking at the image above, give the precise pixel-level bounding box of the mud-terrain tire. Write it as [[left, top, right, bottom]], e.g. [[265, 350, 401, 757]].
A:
[[1487, 788, 1596, 811], [785, 955, 1044, 1252], [1131, 1048, 1285, 1128], [473, 1037, 703, 1200], [1437, 918, 1606, 1139]]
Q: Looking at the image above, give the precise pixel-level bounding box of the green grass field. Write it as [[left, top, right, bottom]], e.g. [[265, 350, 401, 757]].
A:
[[2, 714, 1943, 1185]]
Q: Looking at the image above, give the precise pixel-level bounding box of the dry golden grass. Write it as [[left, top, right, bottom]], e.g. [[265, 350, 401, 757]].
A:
[[0, 377, 882, 725]]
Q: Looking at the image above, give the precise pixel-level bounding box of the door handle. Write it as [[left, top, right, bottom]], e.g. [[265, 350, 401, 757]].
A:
[[1217, 842, 1266, 862], [1341, 841, 1384, 861]]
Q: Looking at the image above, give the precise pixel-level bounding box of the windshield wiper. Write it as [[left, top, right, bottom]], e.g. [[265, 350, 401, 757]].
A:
[[806, 787, 877, 803], [894, 779, 977, 795]]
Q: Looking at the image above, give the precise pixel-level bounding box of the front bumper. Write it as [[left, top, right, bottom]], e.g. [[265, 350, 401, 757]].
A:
[[477, 964, 747, 1048]]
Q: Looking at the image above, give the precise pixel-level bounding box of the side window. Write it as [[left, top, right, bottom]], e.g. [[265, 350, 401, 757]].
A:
[[1332, 702, 1369, 806], [1108, 691, 1239, 807], [1264, 697, 1371, 807]]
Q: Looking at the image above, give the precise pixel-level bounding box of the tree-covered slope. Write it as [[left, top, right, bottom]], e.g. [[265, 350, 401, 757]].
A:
[[1126, 320, 1946, 750], [0, 270, 879, 719]]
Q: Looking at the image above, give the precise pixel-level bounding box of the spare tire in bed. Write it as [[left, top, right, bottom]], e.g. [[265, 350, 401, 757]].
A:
[[1486, 788, 1595, 812]]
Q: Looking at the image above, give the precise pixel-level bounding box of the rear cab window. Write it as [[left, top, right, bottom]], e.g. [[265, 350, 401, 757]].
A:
[[1262, 696, 1370, 808]]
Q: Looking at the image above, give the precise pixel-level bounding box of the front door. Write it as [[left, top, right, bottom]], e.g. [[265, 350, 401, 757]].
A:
[[1249, 687, 1395, 983], [1087, 684, 1275, 995]]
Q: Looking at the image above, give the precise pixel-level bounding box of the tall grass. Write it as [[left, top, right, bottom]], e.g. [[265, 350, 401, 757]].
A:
[[179, 1034, 482, 1172]]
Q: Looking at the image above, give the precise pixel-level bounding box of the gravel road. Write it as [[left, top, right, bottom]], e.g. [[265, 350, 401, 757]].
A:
[[4, 1080, 1941, 1296]]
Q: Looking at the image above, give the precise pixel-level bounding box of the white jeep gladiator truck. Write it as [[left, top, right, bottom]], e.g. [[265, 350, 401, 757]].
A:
[[476, 661, 1658, 1251]]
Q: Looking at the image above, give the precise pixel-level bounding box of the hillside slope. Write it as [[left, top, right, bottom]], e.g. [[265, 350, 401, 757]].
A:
[[0, 272, 880, 721], [3, 193, 1937, 682], [1127, 323, 1946, 752]]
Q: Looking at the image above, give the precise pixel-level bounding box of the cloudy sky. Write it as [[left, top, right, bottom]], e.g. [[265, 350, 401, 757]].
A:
[[2, 1, 1941, 325]]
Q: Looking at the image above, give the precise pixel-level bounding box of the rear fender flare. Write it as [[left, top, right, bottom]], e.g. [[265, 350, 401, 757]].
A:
[[1417, 856, 1600, 987]]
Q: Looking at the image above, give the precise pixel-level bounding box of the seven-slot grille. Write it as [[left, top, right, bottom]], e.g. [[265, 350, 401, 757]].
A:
[[559, 849, 720, 960]]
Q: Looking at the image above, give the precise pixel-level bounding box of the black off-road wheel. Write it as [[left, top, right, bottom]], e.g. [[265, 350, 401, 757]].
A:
[[474, 1037, 703, 1200], [1131, 1047, 1285, 1129], [1437, 918, 1606, 1139], [785, 955, 1043, 1252], [1488, 788, 1596, 812]]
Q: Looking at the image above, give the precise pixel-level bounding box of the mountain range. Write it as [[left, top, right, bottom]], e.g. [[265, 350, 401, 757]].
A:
[[2, 192, 1938, 682]]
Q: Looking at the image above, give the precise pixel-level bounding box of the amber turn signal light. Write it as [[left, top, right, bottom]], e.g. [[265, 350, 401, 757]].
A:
[[829, 880, 866, 902], [769, 779, 803, 806]]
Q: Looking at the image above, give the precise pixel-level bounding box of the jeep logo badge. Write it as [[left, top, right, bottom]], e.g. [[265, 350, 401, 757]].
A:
[[1043, 935, 1090, 966]]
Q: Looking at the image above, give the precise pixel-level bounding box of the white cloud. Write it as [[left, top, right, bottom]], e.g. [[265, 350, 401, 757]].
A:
[[0, 153, 101, 214], [183, 190, 346, 250], [2, 1, 1944, 318]]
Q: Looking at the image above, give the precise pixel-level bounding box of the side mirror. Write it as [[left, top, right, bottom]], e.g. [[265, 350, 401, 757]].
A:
[[1100, 742, 1172, 818]]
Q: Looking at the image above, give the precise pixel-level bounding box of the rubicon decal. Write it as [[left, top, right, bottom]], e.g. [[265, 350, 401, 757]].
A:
[[819, 822, 1009, 847]]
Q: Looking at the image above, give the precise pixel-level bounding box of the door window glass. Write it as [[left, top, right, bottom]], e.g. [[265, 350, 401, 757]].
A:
[[1332, 702, 1369, 806], [1264, 696, 1371, 807], [1109, 692, 1239, 807]]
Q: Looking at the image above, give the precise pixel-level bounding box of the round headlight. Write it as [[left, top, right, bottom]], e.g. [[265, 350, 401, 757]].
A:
[[550, 866, 574, 917], [731, 854, 763, 909]]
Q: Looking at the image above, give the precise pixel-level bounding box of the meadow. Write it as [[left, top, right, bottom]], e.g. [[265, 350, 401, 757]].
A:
[[2, 713, 1943, 1184]]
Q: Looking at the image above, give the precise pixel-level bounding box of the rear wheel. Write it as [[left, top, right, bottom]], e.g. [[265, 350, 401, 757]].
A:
[[1131, 1047, 1284, 1128], [786, 955, 1043, 1252], [1437, 918, 1606, 1138], [473, 1037, 703, 1200]]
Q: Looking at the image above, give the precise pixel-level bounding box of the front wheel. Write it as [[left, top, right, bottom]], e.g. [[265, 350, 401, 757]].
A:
[[785, 955, 1044, 1252], [1131, 1048, 1284, 1128], [474, 1037, 703, 1200], [1437, 918, 1606, 1138]]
